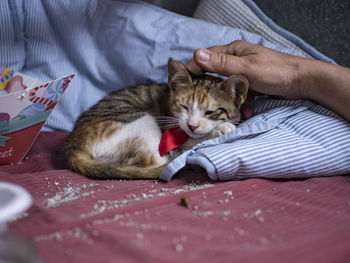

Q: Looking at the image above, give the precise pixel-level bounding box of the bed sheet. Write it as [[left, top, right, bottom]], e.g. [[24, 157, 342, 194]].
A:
[[1, 132, 349, 263]]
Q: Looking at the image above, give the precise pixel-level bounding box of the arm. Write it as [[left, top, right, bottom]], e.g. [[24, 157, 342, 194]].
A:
[[301, 59, 350, 122], [186, 40, 350, 122]]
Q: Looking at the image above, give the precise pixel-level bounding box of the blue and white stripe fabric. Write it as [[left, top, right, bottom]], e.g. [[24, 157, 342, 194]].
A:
[[160, 99, 350, 181], [1, 0, 349, 180]]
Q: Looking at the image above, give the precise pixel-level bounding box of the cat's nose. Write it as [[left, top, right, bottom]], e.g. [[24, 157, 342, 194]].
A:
[[188, 123, 200, 132]]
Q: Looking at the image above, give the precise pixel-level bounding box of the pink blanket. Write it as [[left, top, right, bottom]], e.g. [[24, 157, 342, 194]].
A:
[[2, 132, 349, 263]]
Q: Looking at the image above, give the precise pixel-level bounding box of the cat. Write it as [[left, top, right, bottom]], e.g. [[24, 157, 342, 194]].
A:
[[64, 58, 248, 179]]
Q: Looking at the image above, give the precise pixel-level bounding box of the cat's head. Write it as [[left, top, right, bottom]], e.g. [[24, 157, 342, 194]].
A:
[[168, 58, 249, 139]]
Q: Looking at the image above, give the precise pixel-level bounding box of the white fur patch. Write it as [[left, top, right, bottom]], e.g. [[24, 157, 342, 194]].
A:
[[88, 114, 168, 165], [175, 99, 221, 139], [188, 100, 201, 127]]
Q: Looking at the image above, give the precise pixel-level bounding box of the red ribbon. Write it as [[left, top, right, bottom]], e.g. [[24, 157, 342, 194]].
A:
[[159, 127, 189, 156]]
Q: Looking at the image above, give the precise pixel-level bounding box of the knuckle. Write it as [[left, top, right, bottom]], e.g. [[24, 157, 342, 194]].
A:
[[232, 40, 246, 46], [219, 54, 228, 68], [231, 40, 246, 49]]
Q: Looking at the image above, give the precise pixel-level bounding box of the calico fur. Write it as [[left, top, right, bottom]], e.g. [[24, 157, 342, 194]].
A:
[[64, 58, 248, 179]]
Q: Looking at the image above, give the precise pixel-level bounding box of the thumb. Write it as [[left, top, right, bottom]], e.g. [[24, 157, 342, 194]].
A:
[[193, 48, 244, 77]]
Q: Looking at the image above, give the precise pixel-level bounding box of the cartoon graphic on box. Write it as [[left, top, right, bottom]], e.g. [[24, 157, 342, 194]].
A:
[[0, 68, 75, 165]]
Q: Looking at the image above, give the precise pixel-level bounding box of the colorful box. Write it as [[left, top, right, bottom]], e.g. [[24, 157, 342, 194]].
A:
[[0, 68, 75, 165]]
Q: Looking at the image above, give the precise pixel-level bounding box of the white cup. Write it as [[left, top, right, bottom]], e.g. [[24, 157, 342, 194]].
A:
[[0, 182, 32, 233]]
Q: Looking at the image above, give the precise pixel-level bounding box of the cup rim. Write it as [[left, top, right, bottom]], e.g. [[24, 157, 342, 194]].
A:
[[0, 182, 32, 225]]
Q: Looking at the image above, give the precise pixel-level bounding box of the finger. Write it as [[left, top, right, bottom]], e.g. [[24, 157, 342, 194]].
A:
[[185, 58, 204, 74], [185, 44, 235, 74], [206, 43, 236, 54], [206, 40, 259, 56], [185, 41, 258, 74], [192, 48, 245, 77], [223, 40, 260, 56]]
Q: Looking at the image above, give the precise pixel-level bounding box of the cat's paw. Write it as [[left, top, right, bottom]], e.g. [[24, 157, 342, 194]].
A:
[[211, 122, 236, 137]]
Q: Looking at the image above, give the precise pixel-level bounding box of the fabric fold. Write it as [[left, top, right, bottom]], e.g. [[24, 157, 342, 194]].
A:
[[160, 99, 350, 181]]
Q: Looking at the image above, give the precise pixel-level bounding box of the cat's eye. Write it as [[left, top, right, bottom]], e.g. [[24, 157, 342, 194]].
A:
[[205, 110, 214, 115], [180, 104, 188, 111]]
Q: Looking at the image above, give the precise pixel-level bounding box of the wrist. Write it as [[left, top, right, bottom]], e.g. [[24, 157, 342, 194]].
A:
[[294, 57, 322, 100], [296, 58, 350, 122]]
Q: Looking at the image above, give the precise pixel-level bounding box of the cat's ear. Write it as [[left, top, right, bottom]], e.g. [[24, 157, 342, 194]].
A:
[[168, 58, 192, 90], [221, 74, 249, 107]]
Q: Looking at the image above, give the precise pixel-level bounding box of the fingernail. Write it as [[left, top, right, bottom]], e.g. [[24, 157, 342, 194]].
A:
[[197, 49, 210, 62]]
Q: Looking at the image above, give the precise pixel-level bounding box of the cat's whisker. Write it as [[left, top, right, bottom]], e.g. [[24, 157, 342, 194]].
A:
[[161, 125, 180, 130], [162, 126, 180, 130], [157, 120, 179, 123], [157, 120, 178, 123], [154, 115, 178, 119], [157, 119, 179, 127], [161, 122, 179, 126], [156, 116, 178, 121], [159, 123, 179, 128], [157, 121, 178, 124]]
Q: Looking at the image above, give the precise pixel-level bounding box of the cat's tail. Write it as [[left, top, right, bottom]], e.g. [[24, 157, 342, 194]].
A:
[[66, 150, 166, 180]]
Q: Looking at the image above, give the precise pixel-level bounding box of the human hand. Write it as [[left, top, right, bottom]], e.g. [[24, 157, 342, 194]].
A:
[[186, 40, 310, 119]]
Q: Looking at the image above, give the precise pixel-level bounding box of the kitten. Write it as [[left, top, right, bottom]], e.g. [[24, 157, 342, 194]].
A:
[[64, 58, 248, 179]]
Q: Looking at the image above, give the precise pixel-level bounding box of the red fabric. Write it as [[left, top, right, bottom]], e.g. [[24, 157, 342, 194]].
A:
[[1, 132, 349, 263], [159, 128, 188, 156]]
